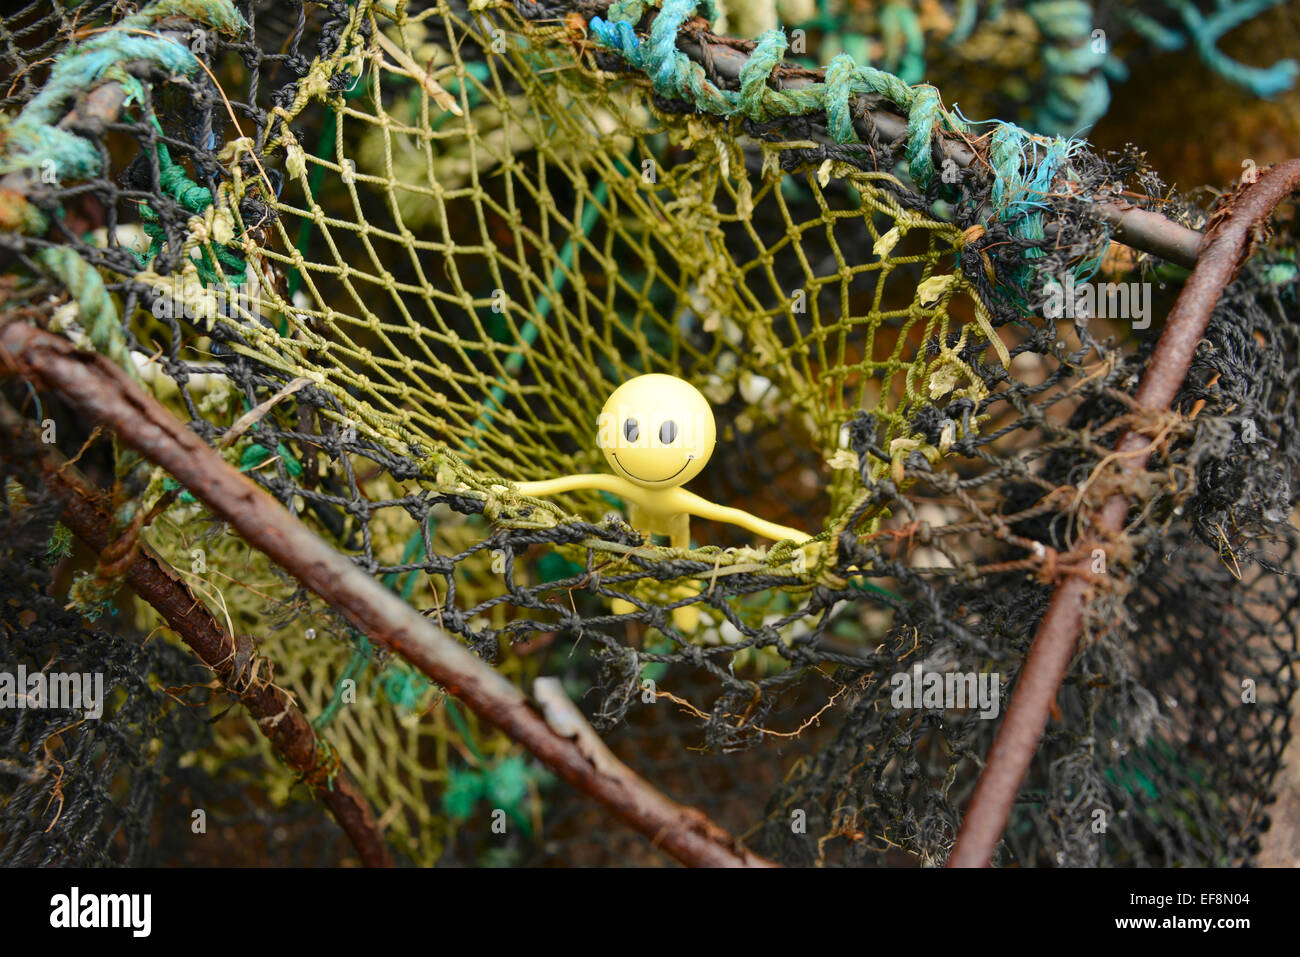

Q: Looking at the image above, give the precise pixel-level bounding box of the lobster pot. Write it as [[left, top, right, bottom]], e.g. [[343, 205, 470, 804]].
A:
[[0, 0, 1295, 867]]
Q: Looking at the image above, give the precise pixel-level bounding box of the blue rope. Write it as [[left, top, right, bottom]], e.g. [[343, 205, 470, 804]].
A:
[[1177, 0, 1298, 98], [1120, 0, 1297, 100]]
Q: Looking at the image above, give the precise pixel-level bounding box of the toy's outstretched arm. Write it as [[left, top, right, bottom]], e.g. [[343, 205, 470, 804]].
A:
[[676, 489, 811, 543], [514, 473, 628, 498]]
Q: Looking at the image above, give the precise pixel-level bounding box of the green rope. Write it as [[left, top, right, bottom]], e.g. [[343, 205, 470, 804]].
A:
[[1027, 0, 1110, 135], [880, 2, 925, 85], [312, 632, 373, 730], [136, 118, 246, 284], [590, 1, 1085, 197], [35, 246, 139, 380], [471, 178, 608, 436]]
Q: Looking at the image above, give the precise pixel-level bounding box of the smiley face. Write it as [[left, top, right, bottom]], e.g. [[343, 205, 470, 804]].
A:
[[595, 374, 716, 488]]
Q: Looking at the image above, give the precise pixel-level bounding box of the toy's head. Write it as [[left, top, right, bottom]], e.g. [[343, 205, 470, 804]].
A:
[[596, 374, 716, 488]]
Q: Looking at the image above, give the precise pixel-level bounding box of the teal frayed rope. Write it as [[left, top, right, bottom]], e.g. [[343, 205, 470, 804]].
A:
[[592, 0, 972, 191], [0, 0, 248, 181], [589, 0, 1084, 256]]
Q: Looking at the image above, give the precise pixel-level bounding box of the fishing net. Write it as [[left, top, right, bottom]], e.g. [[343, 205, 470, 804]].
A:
[[0, 0, 1296, 866]]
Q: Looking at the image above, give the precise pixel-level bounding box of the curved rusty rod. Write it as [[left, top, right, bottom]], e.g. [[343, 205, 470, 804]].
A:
[[0, 397, 394, 867], [0, 321, 774, 868], [947, 159, 1300, 868]]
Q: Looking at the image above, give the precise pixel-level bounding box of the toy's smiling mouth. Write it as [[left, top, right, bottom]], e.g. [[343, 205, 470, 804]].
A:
[[612, 453, 693, 484]]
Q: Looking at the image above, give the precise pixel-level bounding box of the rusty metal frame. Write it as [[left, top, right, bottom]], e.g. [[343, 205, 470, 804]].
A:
[[948, 159, 1300, 868]]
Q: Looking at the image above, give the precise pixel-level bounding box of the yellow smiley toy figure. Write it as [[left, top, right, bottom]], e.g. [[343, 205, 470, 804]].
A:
[[514, 374, 812, 631]]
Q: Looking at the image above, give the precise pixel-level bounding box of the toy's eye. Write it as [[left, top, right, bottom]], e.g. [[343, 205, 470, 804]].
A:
[[623, 418, 639, 442], [659, 420, 678, 444]]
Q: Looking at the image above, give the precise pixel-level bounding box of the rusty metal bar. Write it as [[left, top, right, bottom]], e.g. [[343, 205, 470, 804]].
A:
[[948, 159, 1300, 868]]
